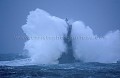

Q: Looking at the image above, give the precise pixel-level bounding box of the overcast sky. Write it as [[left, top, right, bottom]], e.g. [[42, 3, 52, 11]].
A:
[[0, 0, 120, 54]]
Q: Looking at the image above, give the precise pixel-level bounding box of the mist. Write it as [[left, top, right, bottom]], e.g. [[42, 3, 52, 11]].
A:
[[22, 9, 67, 64], [72, 21, 120, 63]]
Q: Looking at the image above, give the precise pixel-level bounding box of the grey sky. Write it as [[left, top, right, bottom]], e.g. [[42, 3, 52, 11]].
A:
[[0, 0, 120, 53]]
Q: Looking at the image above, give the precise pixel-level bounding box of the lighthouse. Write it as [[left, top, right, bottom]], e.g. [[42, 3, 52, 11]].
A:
[[58, 18, 75, 63]]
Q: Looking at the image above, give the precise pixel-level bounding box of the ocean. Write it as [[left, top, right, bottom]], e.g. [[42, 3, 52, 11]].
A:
[[0, 54, 120, 78]]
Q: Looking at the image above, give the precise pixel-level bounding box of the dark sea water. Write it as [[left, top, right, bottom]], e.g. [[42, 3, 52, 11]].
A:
[[0, 63, 120, 78], [0, 54, 120, 78]]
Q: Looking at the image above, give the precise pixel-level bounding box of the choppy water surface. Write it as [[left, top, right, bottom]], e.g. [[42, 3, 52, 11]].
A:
[[0, 62, 120, 78]]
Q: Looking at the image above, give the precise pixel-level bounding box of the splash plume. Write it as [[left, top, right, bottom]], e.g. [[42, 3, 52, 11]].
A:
[[22, 8, 120, 64]]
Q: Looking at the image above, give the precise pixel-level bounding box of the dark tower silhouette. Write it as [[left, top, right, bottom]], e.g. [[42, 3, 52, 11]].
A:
[[58, 18, 75, 63]]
